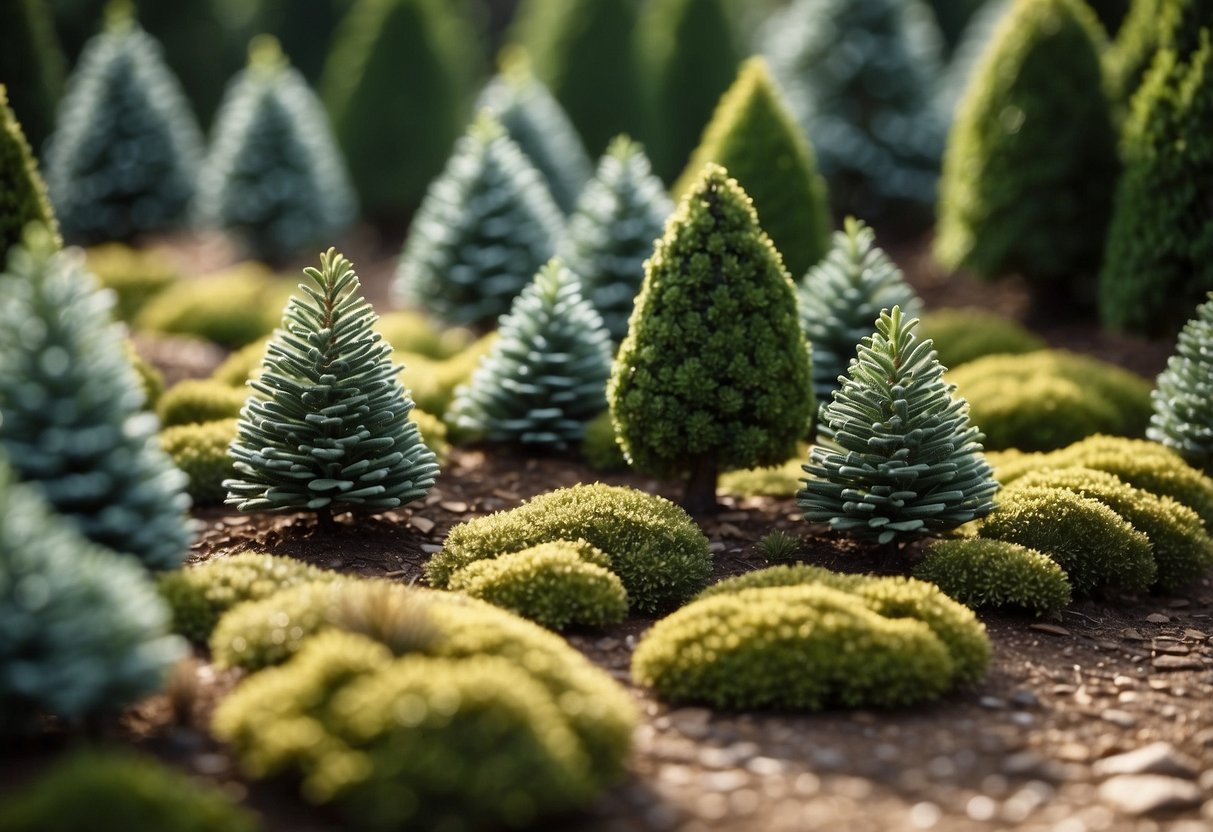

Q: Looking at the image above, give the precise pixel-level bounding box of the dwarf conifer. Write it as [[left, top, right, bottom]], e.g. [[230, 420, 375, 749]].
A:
[[0, 86, 59, 262], [559, 136, 673, 343], [799, 306, 998, 546], [225, 249, 439, 527], [609, 164, 814, 513], [1148, 294, 1213, 470]]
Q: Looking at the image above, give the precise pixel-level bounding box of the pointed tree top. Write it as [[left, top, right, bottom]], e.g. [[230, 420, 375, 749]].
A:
[[104, 0, 136, 31], [248, 34, 288, 75]]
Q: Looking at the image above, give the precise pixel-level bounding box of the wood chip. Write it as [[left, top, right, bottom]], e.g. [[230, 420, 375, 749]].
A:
[[1152, 654, 1205, 672], [409, 516, 435, 534], [1030, 623, 1072, 637]]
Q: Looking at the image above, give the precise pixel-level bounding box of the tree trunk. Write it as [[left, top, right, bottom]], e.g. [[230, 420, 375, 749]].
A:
[[682, 454, 720, 515], [315, 505, 337, 532]]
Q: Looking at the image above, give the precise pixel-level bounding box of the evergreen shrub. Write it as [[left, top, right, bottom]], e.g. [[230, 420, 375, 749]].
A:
[[1149, 295, 1213, 470], [913, 538, 1072, 615]]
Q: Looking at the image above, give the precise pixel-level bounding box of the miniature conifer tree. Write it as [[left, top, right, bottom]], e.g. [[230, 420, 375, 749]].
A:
[[799, 218, 923, 404], [673, 58, 831, 279], [476, 55, 593, 215], [798, 306, 998, 547], [1099, 29, 1213, 334], [0, 86, 59, 261], [0, 224, 192, 570], [449, 258, 612, 448], [1148, 294, 1213, 470], [761, 0, 946, 217], [43, 2, 203, 244], [196, 36, 356, 263], [558, 136, 673, 344], [395, 113, 564, 329], [0, 0, 66, 150], [225, 248, 439, 528], [609, 164, 814, 513], [935, 0, 1118, 297]]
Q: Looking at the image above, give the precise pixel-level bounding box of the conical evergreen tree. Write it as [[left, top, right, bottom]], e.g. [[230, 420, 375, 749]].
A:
[[799, 306, 998, 547], [43, 4, 203, 244], [449, 258, 612, 448], [761, 0, 946, 217], [799, 218, 922, 404], [1106, 0, 1163, 108], [0, 224, 191, 570], [395, 114, 564, 328], [558, 136, 673, 344], [1148, 295, 1213, 470], [0, 86, 59, 262], [609, 164, 814, 513], [936, 0, 1011, 120], [321, 0, 482, 219], [475, 55, 593, 214], [1100, 30, 1213, 335], [225, 249, 439, 528], [673, 58, 831, 279], [935, 0, 1117, 298], [0, 0, 66, 150], [196, 36, 355, 263]]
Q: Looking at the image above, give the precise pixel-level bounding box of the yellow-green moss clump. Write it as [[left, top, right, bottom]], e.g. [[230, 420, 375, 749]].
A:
[[84, 244, 177, 323], [125, 341, 164, 410], [157, 380, 249, 427], [919, 308, 1047, 370], [913, 539, 1072, 615], [375, 309, 473, 360], [947, 351, 1152, 451], [719, 455, 804, 498], [398, 332, 498, 419], [428, 484, 712, 614], [210, 338, 270, 387], [410, 407, 449, 464], [160, 418, 237, 504]]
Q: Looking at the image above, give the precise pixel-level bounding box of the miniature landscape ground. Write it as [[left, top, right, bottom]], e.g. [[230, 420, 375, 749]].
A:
[[6, 231, 1212, 831]]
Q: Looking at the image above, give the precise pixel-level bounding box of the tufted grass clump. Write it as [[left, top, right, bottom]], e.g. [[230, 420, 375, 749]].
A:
[[756, 530, 801, 562], [913, 538, 1072, 615], [428, 483, 712, 614], [447, 541, 628, 631], [156, 380, 248, 427], [159, 419, 237, 505], [919, 308, 1046, 370]]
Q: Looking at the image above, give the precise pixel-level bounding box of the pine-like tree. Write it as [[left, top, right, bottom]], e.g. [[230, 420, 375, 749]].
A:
[[0, 224, 191, 570], [798, 306, 998, 547], [609, 164, 814, 513], [935, 0, 1117, 299], [321, 0, 482, 220], [0, 0, 66, 150], [395, 114, 564, 329], [673, 58, 831, 279], [475, 55, 593, 214], [0, 86, 59, 262], [225, 249, 440, 528], [1148, 294, 1213, 470], [761, 0, 946, 217], [196, 36, 356, 263], [558, 136, 673, 344], [43, 4, 203, 244], [449, 258, 612, 448], [799, 217, 922, 405]]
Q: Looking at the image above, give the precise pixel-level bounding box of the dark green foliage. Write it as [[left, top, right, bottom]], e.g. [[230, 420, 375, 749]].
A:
[[476, 58, 592, 214], [926, 0, 989, 53], [913, 538, 1073, 615], [673, 59, 831, 279], [244, 0, 356, 84], [84, 243, 176, 323], [157, 380, 248, 427], [1150, 295, 1213, 470], [935, 0, 1118, 291], [449, 259, 611, 448], [226, 249, 439, 520], [395, 115, 564, 328], [322, 0, 482, 219], [1100, 32, 1213, 335], [1106, 0, 1163, 107], [919, 307, 1046, 369], [798, 217, 922, 403], [0, 459, 184, 732], [0, 86, 58, 262], [756, 529, 801, 562], [761, 0, 946, 216], [0, 226, 191, 570], [799, 307, 998, 544], [580, 410, 628, 471], [559, 136, 673, 343], [508, 0, 646, 155], [936, 0, 1012, 119], [0, 750, 261, 832], [612, 163, 815, 511], [160, 419, 237, 505], [44, 8, 203, 244], [429, 483, 713, 614], [638, 0, 744, 182], [0, 0, 66, 150], [134, 263, 293, 348], [196, 37, 355, 262]]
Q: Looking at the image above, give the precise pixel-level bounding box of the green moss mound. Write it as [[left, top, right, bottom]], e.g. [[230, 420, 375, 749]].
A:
[[375, 309, 473, 361], [919, 308, 1046, 370], [398, 333, 497, 419], [429, 483, 712, 614], [718, 455, 804, 498], [211, 580, 349, 670], [913, 538, 1072, 615], [156, 380, 248, 427], [135, 263, 294, 348], [579, 410, 627, 472], [84, 244, 177, 323], [159, 418, 237, 505]]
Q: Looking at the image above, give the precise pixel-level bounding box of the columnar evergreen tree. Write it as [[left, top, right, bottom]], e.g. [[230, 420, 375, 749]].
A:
[[395, 114, 564, 329], [799, 306, 998, 547], [0, 224, 191, 570], [449, 259, 612, 448], [609, 164, 814, 513], [321, 0, 482, 219], [225, 249, 440, 528], [935, 0, 1117, 298], [1106, 0, 1162, 107], [799, 218, 922, 404], [196, 36, 355, 263], [558, 136, 673, 344], [0, 0, 66, 150], [43, 4, 203, 244], [1148, 295, 1213, 470], [1100, 30, 1213, 334], [475, 56, 593, 214], [0, 86, 59, 261], [674, 58, 831, 279]]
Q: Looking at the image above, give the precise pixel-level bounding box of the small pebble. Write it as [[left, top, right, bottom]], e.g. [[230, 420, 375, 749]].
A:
[[1093, 742, 1198, 778], [1100, 709, 1137, 729], [1098, 774, 1202, 816], [1146, 613, 1171, 624]]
